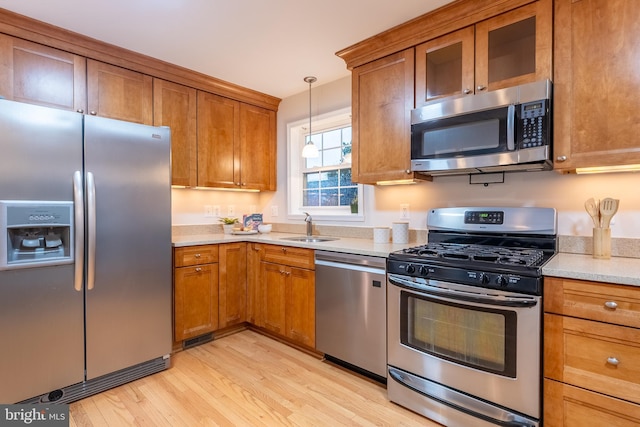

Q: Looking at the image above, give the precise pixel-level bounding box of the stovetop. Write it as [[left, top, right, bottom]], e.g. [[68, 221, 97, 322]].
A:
[[398, 243, 547, 268], [386, 207, 558, 295]]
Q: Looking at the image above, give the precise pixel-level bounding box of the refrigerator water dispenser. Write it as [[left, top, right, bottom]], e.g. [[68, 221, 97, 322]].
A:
[[0, 200, 74, 270]]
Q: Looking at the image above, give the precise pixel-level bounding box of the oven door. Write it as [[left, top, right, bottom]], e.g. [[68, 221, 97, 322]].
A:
[[387, 273, 541, 421]]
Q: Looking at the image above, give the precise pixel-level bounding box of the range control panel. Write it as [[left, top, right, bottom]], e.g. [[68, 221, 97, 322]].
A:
[[464, 210, 504, 225]]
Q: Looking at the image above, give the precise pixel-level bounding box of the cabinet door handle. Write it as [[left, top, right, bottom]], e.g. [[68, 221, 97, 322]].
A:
[[195, 267, 202, 272], [282, 248, 287, 253], [607, 357, 620, 366], [463, 88, 472, 95], [604, 301, 618, 309], [285, 271, 291, 276], [77, 109, 85, 114], [476, 85, 487, 91], [194, 253, 201, 258], [556, 155, 567, 162], [90, 111, 97, 115]]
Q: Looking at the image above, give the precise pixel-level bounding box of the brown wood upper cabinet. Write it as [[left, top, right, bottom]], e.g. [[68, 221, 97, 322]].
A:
[[415, 0, 552, 106], [197, 91, 276, 190], [351, 49, 425, 185], [87, 60, 153, 124], [0, 34, 86, 112], [153, 79, 197, 187], [553, 0, 640, 172]]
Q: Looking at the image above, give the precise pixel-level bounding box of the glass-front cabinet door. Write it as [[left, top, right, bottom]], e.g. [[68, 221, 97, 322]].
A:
[[415, 0, 552, 105], [475, 0, 552, 92], [415, 26, 475, 106]]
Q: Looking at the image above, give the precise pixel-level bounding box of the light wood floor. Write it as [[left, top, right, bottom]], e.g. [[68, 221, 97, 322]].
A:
[[69, 330, 441, 426]]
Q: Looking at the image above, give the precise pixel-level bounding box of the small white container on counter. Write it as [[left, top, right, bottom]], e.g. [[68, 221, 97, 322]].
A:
[[392, 222, 409, 244], [373, 227, 390, 244]]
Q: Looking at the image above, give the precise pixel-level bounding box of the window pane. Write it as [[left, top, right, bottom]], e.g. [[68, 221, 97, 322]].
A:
[[339, 168, 353, 186], [319, 170, 338, 188], [321, 188, 339, 206], [323, 148, 342, 167], [323, 129, 341, 149], [307, 134, 322, 151], [303, 190, 319, 206], [303, 172, 320, 189], [342, 128, 352, 145], [305, 156, 322, 168], [340, 187, 357, 206]]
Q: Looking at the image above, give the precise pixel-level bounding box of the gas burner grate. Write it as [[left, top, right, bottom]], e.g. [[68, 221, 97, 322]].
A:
[[400, 243, 545, 267]]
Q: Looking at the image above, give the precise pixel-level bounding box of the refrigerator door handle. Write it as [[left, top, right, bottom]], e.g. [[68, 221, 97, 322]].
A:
[[73, 171, 84, 292], [86, 171, 96, 290]]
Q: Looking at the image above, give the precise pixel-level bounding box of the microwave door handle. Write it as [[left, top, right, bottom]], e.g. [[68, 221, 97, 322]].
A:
[[506, 104, 515, 151]]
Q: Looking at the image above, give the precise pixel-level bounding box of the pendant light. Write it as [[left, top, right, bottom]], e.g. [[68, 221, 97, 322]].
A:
[[301, 76, 319, 158]]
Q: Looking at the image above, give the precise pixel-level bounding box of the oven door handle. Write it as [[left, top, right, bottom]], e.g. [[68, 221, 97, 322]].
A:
[[388, 367, 536, 427], [388, 275, 538, 308]]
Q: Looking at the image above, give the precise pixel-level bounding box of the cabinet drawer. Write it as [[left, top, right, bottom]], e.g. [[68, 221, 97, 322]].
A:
[[545, 313, 640, 404], [545, 277, 640, 328], [174, 245, 219, 267], [261, 244, 314, 270], [544, 379, 640, 426]]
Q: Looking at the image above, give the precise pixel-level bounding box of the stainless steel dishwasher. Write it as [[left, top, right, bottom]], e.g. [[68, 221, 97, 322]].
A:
[[315, 250, 387, 378]]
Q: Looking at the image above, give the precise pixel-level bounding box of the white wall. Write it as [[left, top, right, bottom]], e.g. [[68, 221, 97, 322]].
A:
[[174, 75, 640, 238]]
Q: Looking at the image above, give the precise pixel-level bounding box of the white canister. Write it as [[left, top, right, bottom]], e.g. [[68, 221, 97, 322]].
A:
[[392, 222, 409, 244], [373, 227, 390, 244]]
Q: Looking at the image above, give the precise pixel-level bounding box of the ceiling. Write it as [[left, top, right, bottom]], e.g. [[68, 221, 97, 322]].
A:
[[0, 0, 453, 99]]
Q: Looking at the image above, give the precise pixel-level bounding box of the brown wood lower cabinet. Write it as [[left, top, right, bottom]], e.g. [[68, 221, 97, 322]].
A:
[[544, 276, 640, 424], [246, 243, 315, 348], [218, 242, 247, 329], [544, 379, 640, 426], [174, 252, 219, 342], [175, 242, 314, 349]]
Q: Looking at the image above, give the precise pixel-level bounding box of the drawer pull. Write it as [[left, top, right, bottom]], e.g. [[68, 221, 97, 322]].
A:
[[604, 301, 618, 309], [607, 357, 620, 366], [195, 267, 202, 272], [194, 253, 201, 258]]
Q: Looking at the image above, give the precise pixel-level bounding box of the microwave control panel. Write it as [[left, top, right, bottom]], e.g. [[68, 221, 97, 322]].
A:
[[518, 99, 548, 149]]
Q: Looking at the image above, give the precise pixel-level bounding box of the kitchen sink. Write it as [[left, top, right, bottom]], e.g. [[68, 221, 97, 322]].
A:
[[280, 236, 339, 243]]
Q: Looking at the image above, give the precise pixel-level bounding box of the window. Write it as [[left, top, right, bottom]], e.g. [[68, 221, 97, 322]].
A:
[[288, 108, 363, 221]]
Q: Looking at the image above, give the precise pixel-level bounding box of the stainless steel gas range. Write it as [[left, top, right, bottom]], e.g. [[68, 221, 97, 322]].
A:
[[386, 207, 557, 427]]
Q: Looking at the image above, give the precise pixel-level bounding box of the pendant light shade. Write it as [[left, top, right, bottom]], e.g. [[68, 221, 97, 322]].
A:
[[301, 76, 319, 158]]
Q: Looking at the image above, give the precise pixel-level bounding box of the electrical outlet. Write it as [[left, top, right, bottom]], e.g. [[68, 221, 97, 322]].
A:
[[213, 205, 221, 217], [204, 205, 214, 218], [228, 205, 235, 216], [271, 205, 279, 217], [400, 203, 410, 219], [249, 205, 257, 214]]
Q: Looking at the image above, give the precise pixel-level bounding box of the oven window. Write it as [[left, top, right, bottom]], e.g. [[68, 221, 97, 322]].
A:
[[400, 291, 517, 377]]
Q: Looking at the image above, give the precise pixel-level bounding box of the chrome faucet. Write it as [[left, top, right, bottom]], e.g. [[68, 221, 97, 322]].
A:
[[303, 212, 313, 237]]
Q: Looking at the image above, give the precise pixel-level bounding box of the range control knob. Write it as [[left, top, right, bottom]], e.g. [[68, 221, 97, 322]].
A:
[[478, 273, 489, 285], [496, 275, 508, 287], [406, 264, 416, 274], [419, 266, 429, 277]]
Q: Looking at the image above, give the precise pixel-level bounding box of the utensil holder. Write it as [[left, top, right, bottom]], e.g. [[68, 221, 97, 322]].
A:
[[593, 227, 611, 259]]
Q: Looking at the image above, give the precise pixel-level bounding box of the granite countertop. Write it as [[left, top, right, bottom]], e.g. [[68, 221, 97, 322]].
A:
[[174, 232, 640, 286], [542, 253, 640, 287], [172, 231, 415, 258]]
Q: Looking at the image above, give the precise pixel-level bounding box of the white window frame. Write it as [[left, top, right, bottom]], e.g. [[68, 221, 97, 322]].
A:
[[287, 107, 363, 222]]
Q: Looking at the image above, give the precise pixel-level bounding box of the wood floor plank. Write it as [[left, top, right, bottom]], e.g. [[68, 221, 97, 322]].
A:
[[69, 330, 441, 426]]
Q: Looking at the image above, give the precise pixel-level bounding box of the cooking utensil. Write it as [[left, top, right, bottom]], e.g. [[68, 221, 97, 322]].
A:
[[599, 197, 619, 228], [584, 197, 600, 227]]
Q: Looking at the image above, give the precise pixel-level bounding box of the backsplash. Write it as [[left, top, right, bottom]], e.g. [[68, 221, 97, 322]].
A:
[[172, 224, 639, 259]]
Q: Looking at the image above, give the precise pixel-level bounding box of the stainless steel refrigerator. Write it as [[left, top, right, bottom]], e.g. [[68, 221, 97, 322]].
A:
[[0, 99, 172, 404]]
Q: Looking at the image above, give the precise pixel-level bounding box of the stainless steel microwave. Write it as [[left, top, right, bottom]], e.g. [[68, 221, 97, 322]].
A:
[[410, 80, 552, 176]]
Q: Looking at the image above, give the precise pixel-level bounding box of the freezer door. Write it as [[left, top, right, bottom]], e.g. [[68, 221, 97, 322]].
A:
[[84, 116, 172, 379], [0, 100, 84, 402]]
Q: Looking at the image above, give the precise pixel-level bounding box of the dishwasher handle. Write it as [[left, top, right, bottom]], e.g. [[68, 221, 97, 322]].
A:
[[315, 259, 386, 276], [315, 250, 386, 270]]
